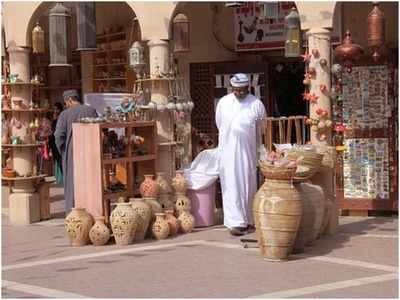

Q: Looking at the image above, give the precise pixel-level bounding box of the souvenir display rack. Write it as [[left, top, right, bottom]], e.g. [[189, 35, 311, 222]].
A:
[[335, 65, 398, 211], [72, 121, 157, 222]]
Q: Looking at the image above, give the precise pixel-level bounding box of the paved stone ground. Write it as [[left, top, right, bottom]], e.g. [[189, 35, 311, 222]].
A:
[[2, 185, 399, 298]]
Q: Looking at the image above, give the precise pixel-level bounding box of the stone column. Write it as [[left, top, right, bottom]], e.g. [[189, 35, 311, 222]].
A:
[[307, 28, 338, 234], [147, 39, 175, 181], [7, 46, 40, 224]]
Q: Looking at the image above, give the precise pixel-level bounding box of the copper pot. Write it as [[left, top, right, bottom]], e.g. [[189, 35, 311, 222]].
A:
[[367, 2, 385, 62], [334, 30, 364, 72]]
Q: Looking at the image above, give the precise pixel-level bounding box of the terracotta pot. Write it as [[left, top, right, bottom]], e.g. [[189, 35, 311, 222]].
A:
[[2, 134, 10, 144], [110, 203, 138, 246], [65, 208, 94, 247], [319, 197, 333, 237], [175, 193, 191, 215], [172, 170, 187, 194], [152, 213, 170, 240], [178, 210, 195, 233], [165, 209, 180, 236], [140, 174, 159, 197], [156, 172, 172, 194], [130, 198, 152, 242], [89, 216, 111, 246], [253, 179, 303, 261], [143, 197, 162, 237], [159, 193, 175, 210]]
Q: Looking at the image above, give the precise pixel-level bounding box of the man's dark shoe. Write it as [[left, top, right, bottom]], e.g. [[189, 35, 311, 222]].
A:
[[246, 224, 256, 233], [230, 227, 247, 236]]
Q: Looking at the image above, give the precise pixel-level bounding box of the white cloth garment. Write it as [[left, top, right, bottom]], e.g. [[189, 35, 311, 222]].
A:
[[216, 92, 266, 229]]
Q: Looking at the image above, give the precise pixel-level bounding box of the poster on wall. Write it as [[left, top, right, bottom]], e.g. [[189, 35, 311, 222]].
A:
[[234, 2, 341, 51]]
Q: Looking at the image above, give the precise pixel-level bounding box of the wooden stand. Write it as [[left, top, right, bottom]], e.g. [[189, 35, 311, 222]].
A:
[[72, 121, 157, 222]]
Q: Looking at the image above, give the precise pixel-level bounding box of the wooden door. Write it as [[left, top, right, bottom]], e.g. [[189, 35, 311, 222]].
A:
[[190, 61, 269, 157]]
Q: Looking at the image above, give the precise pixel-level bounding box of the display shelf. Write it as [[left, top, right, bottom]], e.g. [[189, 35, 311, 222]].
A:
[[93, 77, 127, 81], [94, 47, 128, 54], [2, 109, 50, 113], [38, 85, 82, 90], [103, 154, 156, 165], [135, 78, 176, 83], [94, 63, 127, 67], [2, 82, 43, 87], [99, 121, 155, 129], [97, 31, 126, 39], [2, 143, 44, 148], [2, 174, 47, 181]]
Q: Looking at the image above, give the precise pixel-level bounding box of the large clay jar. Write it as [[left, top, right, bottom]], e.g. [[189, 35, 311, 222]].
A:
[[140, 174, 160, 198], [110, 203, 138, 246], [156, 172, 172, 194], [175, 193, 191, 215], [178, 210, 195, 233], [253, 164, 303, 261], [144, 197, 162, 237], [165, 209, 180, 236], [65, 208, 94, 247], [172, 170, 187, 194], [159, 194, 174, 210], [130, 198, 152, 242], [152, 213, 170, 240], [89, 216, 111, 246]]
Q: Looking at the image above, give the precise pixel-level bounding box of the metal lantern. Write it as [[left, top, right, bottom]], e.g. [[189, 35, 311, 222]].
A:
[[32, 22, 45, 54], [284, 7, 301, 58], [367, 2, 385, 62], [76, 2, 97, 51], [129, 41, 146, 79], [173, 13, 190, 53], [334, 30, 364, 73], [49, 2, 71, 67]]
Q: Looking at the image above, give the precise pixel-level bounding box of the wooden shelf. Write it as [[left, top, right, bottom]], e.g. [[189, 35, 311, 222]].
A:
[[94, 47, 128, 54], [103, 190, 128, 198], [93, 77, 127, 81], [94, 63, 127, 67], [2, 174, 47, 181], [38, 85, 82, 90], [2, 143, 44, 148], [135, 78, 175, 83], [2, 82, 43, 87], [103, 154, 156, 165], [96, 31, 126, 39], [99, 121, 155, 129], [2, 109, 50, 113]]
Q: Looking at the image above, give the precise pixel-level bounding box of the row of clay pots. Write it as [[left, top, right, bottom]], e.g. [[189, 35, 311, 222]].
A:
[[65, 198, 195, 247]]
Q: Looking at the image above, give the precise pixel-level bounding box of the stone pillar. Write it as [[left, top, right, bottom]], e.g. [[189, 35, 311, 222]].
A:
[[7, 46, 40, 224], [147, 39, 175, 181], [307, 28, 338, 234]]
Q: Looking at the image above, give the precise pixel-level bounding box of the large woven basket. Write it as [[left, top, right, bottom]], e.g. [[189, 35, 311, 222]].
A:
[[286, 150, 323, 178], [259, 161, 297, 180]]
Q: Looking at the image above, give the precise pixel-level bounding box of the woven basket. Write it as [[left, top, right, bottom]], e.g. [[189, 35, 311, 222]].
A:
[[259, 161, 297, 180], [286, 150, 323, 178], [315, 145, 336, 169]]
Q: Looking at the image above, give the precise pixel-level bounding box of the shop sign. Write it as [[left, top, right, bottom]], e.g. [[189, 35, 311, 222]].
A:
[[234, 2, 341, 51]]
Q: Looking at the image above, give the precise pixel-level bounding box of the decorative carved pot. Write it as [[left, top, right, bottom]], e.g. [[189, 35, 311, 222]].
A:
[[130, 198, 152, 242], [144, 197, 162, 237], [172, 170, 187, 194], [65, 208, 94, 247], [89, 216, 111, 246], [159, 194, 174, 210], [110, 203, 138, 246], [253, 179, 303, 261], [140, 174, 159, 197], [175, 193, 191, 215], [156, 172, 172, 194], [152, 213, 170, 240], [178, 210, 195, 233], [165, 209, 180, 236]]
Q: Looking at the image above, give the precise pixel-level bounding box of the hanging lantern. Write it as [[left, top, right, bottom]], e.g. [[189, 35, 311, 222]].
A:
[[76, 2, 97, 51], [173, 13, 190, 53], [49, 2, 71, 67], [129, 41, 146, 79], [32, 22, 45, 54], [367, 2, 385, 62], [334, 30, 364, 73], [284, 7, 301, 58]]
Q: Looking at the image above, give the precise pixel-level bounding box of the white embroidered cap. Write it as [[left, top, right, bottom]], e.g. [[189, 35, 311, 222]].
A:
[[230, 73, 249, 87]]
